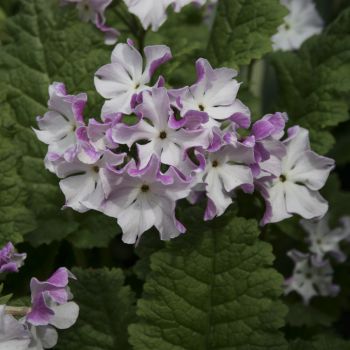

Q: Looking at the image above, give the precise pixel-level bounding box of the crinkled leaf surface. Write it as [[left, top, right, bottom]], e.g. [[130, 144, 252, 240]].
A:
[[0, 0, 116, 246], [129, 216, 287, 350], [207, 0, 287, 68], [0, 133, 36, 244], [133, 230, 165, 280], [57, 268, 136, 350], [271, 8, 350, 154]]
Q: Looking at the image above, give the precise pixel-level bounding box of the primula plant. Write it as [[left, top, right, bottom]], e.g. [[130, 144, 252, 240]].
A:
[[1, 0, 350, 349]]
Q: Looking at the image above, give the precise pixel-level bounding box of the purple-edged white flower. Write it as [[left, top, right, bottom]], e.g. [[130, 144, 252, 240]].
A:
[[284, 250, 339, 304], [261, 126, 334, 224], [0, 242, 26, 274], [0, 305, 30, 350], [301, 216, 350, 262], [61, 0, 119, 45], [103, 156, 192, 244], [170, 58, 250, 145], [52, 151, 125, 212], [112, 87, 207, 169], [87, 115, 120, 152], [33, 83, 92, 164], [199, 142, 254, 220], [26, 268, 79, 329], [272, 0, 323, 51], [95, 41, 172, 116]]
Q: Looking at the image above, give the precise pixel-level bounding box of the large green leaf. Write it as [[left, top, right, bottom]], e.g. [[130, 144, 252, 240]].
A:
[[0, 133, 36, 245], [271, 8, 350, 154], [129, 216, 287, 350], [57, 268, 136, 350], [0, 0, 117, 247], [207, 0, 287, 68]]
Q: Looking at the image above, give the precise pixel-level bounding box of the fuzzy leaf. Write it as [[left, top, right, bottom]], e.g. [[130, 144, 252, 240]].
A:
[[57, 268, 136, 350], [129, 216, 287, 350], [207, 0, 287, 68], [0, 0, 114, 246], [271, 8, 350, 154], [0, 134, 36, 244]]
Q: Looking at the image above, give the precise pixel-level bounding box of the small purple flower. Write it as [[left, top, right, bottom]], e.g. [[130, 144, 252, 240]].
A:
[[102, 156, 192, 244], [301, 216, 350, 262], [26, 268, 79, 329], [94, 41, 172, 115], [0, 242, 26, 274], [284, 250, 339, 304], [33, 82, 92, 164], [250, 112, 287, 163]]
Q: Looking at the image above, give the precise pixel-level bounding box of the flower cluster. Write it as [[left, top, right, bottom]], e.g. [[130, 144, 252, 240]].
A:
[[0, 243, 79, 349], [61, 0, 119, 45], [284, 216, 350, 304], [272, 0, 323, 51], [33, 40, 335, 244]]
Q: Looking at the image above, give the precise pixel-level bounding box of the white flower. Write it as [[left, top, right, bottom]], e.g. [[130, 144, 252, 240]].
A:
[[272, 0, 323, 51], [94, 41, 172, 116], [123, 0, 172, 31], [301, 215, 350, 262], [33, 83, 89, 164], [27, 324, 58, 350], [52, 151, 125, 213], [263, 126, 334, 224], [0, 305, 30, 350], [284, 250, 339, 304], [102, 156, 192, 244], [200, 142, 254, 220], [111, 87, 207, 169]]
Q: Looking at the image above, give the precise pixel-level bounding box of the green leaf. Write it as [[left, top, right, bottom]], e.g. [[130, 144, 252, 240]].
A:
[[57, 268, 136, 350], [67, 213, 120, 249], [286, 302, 339, 328], [207, 0, 287, 68], [133, 230, 165, 280], [129, 216, 287, 350], [270, 8, 350, 154], [0, 0, 113, 246], [289, 335, 350, 350], [0, 133, 36, 244]]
